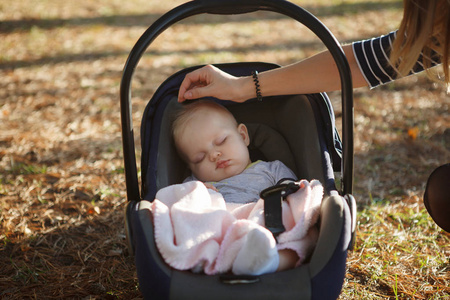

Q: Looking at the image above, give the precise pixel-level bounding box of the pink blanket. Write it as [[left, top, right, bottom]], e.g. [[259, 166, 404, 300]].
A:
[[144, 179, 322, 275]]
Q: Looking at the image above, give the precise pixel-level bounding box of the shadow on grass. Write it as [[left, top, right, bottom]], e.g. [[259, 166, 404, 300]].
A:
[[1, 213, 140, 299], [0, 136, 139, 298], [1, 1, 402, 33], [352, 124, 449, 204]]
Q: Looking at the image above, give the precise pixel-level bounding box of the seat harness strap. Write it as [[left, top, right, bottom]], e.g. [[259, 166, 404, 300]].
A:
[[260, 180, 300, 238]]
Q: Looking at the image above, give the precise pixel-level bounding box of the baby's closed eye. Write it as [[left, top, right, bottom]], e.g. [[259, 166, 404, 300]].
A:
[[192, 153, 206, 164], [215, 135, 227, 146]]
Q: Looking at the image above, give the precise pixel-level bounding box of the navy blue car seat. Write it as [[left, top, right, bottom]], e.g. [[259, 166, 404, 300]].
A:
[[120, 1, 357, 299]]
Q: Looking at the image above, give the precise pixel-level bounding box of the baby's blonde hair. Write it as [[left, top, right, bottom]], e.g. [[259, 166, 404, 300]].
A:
[[391, 0, 450, 86], [172, 100, 237, 149]]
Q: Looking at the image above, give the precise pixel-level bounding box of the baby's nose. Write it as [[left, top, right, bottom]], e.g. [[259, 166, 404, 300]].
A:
[[210, 150, 221, 161]]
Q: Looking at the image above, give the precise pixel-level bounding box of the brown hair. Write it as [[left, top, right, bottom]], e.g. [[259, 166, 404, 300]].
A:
[[390, 0, 450, 86]]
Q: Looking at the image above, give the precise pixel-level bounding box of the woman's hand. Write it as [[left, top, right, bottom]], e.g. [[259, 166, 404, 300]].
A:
[[178, 65, 251, 103]]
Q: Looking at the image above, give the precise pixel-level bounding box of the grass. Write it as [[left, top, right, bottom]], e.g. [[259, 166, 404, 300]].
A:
[[341, 196, 450, 299], [1, 0, 449, 298]]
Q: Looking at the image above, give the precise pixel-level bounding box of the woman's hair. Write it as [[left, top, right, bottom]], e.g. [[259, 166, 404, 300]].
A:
[[390, 0, 450, 86]]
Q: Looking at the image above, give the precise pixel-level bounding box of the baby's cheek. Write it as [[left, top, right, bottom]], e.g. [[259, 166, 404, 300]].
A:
[[194, 165, 210, 181]]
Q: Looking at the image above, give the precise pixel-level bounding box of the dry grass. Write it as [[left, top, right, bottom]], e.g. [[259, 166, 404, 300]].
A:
[[1, 0, 449, 299]]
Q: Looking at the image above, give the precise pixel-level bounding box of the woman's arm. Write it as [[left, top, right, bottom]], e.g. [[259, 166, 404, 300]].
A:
[[178, 44, 369, 102]]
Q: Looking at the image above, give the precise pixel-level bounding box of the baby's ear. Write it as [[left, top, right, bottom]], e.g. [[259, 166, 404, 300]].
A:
[[238, 123, 250, 146]]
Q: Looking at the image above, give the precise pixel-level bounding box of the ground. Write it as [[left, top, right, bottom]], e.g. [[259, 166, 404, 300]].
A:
[[1, 0, 449, 299]]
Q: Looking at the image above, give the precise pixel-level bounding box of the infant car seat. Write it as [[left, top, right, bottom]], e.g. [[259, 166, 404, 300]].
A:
[[120, 0, 357, 299]]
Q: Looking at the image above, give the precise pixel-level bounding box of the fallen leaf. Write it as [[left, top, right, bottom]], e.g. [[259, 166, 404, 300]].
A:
[[407, 127, 419, 140]]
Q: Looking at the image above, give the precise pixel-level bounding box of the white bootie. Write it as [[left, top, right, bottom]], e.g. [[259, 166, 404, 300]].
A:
[[231, 227, 279, 275]]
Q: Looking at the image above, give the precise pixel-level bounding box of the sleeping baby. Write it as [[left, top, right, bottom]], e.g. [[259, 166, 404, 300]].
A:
[[149, 99, 322, 276]]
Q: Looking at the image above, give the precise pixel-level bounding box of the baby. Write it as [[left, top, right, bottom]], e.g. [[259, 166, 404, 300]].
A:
[[172, 99, 299, 274]]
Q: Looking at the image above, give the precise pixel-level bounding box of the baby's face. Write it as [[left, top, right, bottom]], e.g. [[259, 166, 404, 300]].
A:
[[176, 109, 251, 182]]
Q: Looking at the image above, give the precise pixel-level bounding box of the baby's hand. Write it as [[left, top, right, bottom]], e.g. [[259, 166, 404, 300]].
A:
[[204, 182, 218, 192]]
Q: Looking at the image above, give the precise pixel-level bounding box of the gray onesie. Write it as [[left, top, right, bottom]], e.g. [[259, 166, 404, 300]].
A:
[[184, 160, 297, 204]]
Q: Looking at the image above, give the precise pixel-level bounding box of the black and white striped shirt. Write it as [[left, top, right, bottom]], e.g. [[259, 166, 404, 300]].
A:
[[352, 31, 441, 88]]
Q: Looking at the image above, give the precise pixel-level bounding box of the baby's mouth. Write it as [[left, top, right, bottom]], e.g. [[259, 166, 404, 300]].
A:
[[216, 159, 230, 169]]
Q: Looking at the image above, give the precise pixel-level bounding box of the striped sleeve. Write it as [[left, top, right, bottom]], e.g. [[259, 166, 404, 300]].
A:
[[352, 31, 441, 88]]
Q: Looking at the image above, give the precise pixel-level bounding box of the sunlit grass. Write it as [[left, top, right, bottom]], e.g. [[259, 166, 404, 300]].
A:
[[341, 195, 450, 299]]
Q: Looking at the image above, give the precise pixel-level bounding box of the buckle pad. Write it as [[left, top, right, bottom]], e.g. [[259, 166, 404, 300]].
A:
[[260, 181, 300, 237]]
